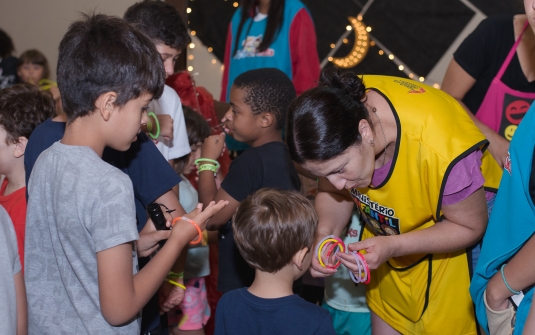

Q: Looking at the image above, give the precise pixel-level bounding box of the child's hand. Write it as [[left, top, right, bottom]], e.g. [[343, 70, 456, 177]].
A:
[[157, 114, 174, 141], [220, 116, 232, 135], [136, 218, 172, 257], [201, 133, 226, 160], [171, 200, 229, 242]]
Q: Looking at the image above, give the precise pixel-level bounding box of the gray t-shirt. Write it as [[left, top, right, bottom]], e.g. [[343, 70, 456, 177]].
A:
[[25, 142, 140, 334], [0, 207, 21, 335]]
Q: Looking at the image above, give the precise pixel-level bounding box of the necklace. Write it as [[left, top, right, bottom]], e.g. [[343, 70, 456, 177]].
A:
[[372, 107, 387, 168]]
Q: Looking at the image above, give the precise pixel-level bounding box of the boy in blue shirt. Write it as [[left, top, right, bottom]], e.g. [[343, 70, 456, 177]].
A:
[[24, 14, 227, 334], [214, 188, 335, 335], [198, 68, 301, 292]]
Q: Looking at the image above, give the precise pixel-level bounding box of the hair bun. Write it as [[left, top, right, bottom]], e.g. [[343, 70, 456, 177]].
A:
[[319, 67, 366, 101]]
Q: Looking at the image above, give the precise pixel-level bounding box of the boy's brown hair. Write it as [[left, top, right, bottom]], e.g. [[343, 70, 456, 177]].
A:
[[18, 49, 50, 80], [233, 188, 318, 273], [0, 83, 54, 144]]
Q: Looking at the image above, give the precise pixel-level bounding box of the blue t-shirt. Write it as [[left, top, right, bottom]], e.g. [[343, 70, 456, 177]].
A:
[[25, 118, 181, 229], [215, 288, 335, 335]]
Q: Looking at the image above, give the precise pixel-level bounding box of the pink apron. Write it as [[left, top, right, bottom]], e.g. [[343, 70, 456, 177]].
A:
[[475, 21, 535, 141]]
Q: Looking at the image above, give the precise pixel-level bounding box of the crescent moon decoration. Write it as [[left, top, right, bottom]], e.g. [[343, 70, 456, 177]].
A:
[[331, 16, 370, 69]]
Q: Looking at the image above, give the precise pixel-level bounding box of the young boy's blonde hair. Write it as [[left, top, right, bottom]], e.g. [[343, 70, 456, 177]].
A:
[[232, 188, 318, 273]]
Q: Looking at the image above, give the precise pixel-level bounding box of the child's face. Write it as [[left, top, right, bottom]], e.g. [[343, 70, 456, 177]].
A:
[[0, 126, 19, 175], [224, 86, 262, 144], [155, 43, 182, 78], [17, 63, 45, 84], [108, 93, 152, 151], [182, 141, 203, 175]]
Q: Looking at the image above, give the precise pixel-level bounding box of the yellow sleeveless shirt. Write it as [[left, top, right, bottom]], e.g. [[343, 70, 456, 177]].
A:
[[348, 76, 502, 334]]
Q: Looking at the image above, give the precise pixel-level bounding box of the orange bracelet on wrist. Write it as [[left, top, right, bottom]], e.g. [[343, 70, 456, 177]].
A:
[[172, 216, 203, 245]]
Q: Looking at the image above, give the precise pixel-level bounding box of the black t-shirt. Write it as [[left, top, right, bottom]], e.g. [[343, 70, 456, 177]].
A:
[[0, 56, 19, 89], [218, 141, 301, 292], [454, 15, 535, 114]]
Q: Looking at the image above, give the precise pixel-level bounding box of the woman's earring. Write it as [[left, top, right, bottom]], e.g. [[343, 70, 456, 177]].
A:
[[369, 140, 375, 147]]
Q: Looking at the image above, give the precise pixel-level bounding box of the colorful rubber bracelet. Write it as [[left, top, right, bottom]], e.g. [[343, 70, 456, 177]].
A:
[[167, 271, 184, 279], [317, 238, 338, 267], [165, 278, 186, 290], [325, 241, 344, 269], [501, 264, 521, 295], [316, 236, 344, 268], [147, 112, 160, 139], [349, 252, 363, 283], [194, 158, 220, 169], [355, 252, 371, 284], [198, 164, 218, 176], [172, 216, 203, 245]]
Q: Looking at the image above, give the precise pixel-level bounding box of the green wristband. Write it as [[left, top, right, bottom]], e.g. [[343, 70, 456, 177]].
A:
[[168, 271, 184, 279], [198, 164, 218, 175], [148, 112, 160, 139], [194, 158, 220, 169]]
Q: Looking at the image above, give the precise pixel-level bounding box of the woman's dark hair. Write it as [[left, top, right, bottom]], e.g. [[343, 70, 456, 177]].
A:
[[233, 0, 285, 56], [124, 0, 191, 51], [18, 49, 50, 80], [173, 106, 211, 174], [0, 28, 14, 58], [57, 14, 165, 122], [286, 67, 372, 164]]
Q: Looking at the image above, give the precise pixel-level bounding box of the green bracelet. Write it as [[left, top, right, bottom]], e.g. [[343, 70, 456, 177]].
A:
[[147, 117, 153, 133], [168, 271, 184, 279], [198, 164, 218, 175], [194, 158, 220, 169], [147, 112, 160, 139]]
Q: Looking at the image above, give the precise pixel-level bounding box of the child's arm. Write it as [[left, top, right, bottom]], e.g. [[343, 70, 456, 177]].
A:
[[198, 133, 241, 230], [14, 271, 27, 335], [97, 201, 227, 326]]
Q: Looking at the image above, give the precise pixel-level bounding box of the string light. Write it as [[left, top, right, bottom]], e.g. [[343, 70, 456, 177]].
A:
[[191, 30, 196, 36], [366, 27, 372, 32], [419, 77, 425, 82], [378, 50, 384, 55], [189, 43, 195, 49], [207, 47, 213, 52], [212, 59, 217, 64], [398, 65, 404, 71], [331, 16, 369, 69], [187, 7, 192, 13], [433, 83, 440, 89], [388, 54, 394, 60], [188, 55, 194, 60], [188, 66, 193, 71], [233, 2, 238, 7]]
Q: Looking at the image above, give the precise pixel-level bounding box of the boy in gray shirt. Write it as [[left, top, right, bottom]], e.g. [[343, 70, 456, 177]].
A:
[[25, 14, 227, 334]]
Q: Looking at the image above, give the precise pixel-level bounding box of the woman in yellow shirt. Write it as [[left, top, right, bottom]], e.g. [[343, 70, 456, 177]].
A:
[[286, 69, 501, 334]]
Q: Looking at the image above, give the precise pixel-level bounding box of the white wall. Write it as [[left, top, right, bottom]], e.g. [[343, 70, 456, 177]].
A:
[[1, 0, 139, 80], [186, 35, 223, 100]]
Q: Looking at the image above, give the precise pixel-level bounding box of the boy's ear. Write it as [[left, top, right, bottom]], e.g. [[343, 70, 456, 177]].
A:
[[260, 112, 274, 128], [13, 137, 28, 158], [95, 92, 118, 121], [292, 247, 309, 271]]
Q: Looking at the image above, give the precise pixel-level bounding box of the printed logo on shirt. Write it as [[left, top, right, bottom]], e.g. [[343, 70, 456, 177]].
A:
[[349, 188, 400, 236], [234, 35, 275, 59], [500, 94, 534, 141], [504, 151, 512, 176], [393, 79, 426, 94]]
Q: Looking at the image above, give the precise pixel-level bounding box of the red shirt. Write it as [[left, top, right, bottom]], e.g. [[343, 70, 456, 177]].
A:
[[0, 178, 26, 269]]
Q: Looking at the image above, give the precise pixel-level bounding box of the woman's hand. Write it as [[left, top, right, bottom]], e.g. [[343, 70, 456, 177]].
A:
[[157, 114, 174, 141], [309, 235, 338, 278], [487, 133, 510, 168], [201, 133, 226, 161], [344, 236, 398, 270], [136, 219, 171, 257]]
